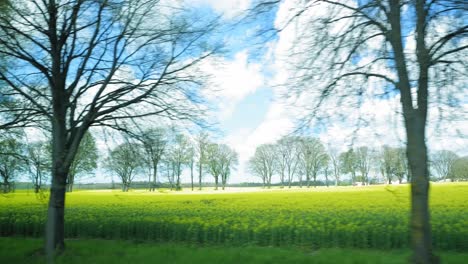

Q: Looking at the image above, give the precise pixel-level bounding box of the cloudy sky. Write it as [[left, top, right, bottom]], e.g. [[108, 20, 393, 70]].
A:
[[183, 0, 467, 184], [50, 0, 467, 184]]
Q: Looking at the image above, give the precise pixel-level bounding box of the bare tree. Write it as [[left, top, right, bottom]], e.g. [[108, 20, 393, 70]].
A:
[[0, 0, 219, 253], [218, 144, 238, 190], [323, 159, 331, 187], [355, 146, 373, 185], [137, 128, 168, 191], [188, 143, 195, 191], [448, 156, 468, 181], [67, 132, 97, 192], [0, 136, 24, 193], [162, 158, 175, 191], [248, 152, 267, 188], [195, 132, 209, 190], [25, 140, 51, 193], [431, 150, 458, 181], [206, 142, 222, 190], [105, 141, 143, 192], [394, 147, 409, 184], [339, 149, 358, 185], [249, 143, 275, 188], [273, 142, 287, 188], [277, 136, 301, 188], [328, 146, 341, 186], [379, 145, 408, 184], [251, 0, 467, 261], [298, 137, 328, 188], [380, 145, 397, 184], [167, 133, 191, 191]]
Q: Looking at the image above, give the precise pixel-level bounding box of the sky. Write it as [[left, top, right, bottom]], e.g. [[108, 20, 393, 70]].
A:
[[181, 0, 468, 184], [14, 0, 467, 185]]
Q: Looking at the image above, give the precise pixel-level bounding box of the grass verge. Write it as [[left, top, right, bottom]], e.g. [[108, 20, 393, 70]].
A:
[[1, 237, 466, 264]]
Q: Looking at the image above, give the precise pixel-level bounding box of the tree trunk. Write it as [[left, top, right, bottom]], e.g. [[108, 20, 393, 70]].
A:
[[198, 163, 202, 190], [47, 87, 69, 259], [214, 176, 218, 190], [38, 171, 42, 193], [388, 1, 437, 261], [2, 177, 8, 193], [152, 160, 158, 192], [45, 171, 67, 261], [176, 174, 181, 191], [148, 173, 152, 191], [325, 171, 329, 187], [66, 174, 74, 192], [34, 171, 40, 193], [406, 119, 436, 264], [191, 162, 194, 191]]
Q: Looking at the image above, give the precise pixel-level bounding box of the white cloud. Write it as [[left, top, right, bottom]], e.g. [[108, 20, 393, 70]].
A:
[[224, 0, 468, 184], [190, 0, 251, 19], [199, 50, 265, 121]]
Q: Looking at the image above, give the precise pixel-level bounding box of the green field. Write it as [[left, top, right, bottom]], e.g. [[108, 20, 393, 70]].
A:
[[0, 183, 467, 252], [1, 237, 467, 264]]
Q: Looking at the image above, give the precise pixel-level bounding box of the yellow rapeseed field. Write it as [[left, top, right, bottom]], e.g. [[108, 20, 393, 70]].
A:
[[0, 183, 466, 250]]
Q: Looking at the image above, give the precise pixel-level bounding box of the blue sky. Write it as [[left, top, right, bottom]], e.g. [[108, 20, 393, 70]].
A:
[[183, 0, 468, 184], [220, 88, 273, 133], [31, 0, 464, 185]]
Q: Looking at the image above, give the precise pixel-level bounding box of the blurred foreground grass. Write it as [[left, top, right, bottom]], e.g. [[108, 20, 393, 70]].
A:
[[1, 237, 467, 264]]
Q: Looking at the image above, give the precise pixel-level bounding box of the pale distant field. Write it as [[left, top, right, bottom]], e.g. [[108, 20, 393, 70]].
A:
[[1, 183, 467, 251]]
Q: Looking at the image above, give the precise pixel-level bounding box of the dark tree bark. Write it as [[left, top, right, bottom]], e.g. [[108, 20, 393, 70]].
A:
[[191, 159, 194, 191], [66, 173, 74, 193], [152, 162, 158, 191], [214, 175, 219, 190], [389, 1, 435, 262], [198, 163, 203, 190], [313, 172, 318, 188]]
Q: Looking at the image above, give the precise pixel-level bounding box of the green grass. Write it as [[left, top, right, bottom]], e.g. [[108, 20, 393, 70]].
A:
[[1, 183, 467, 250], [1, 237, 467, 264]]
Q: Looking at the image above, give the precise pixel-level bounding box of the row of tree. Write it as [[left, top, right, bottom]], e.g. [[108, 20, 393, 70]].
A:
[[105, 129, 238, 192], [0, 132, 98, 193], [1, 131, 465, 194], [248, 136, 467, 188], [0, 128, 240, 193]]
